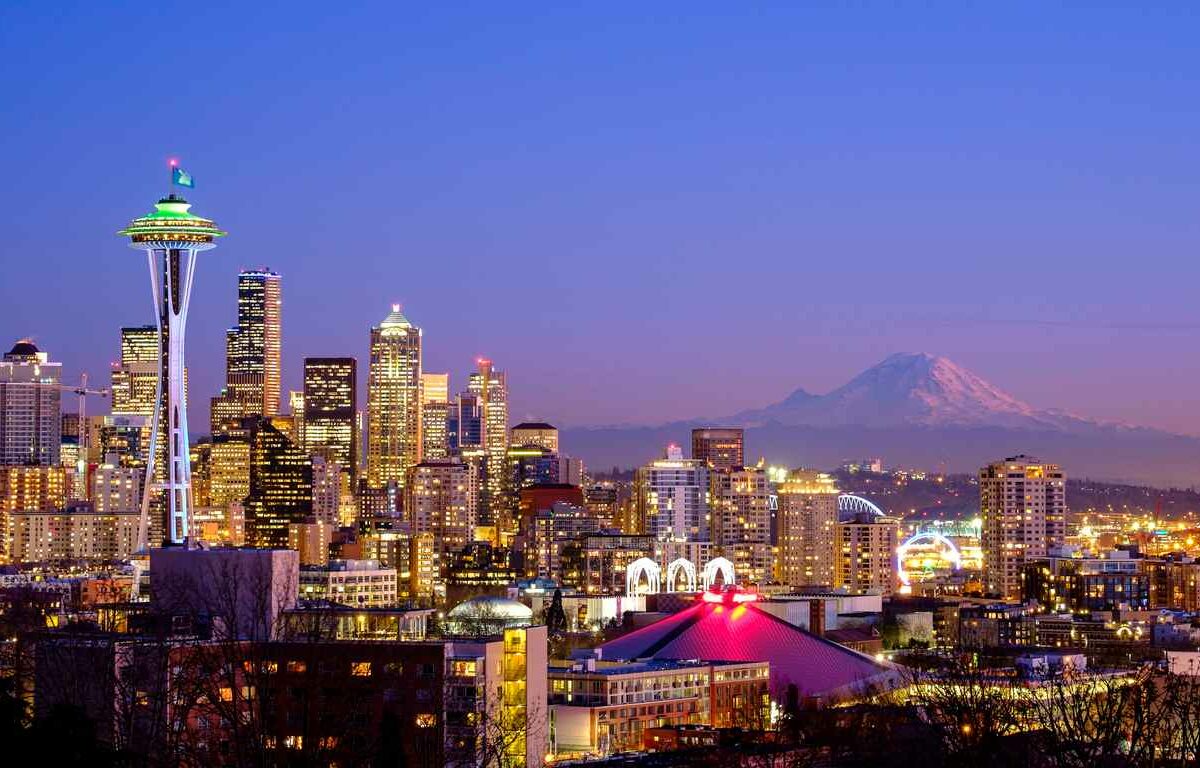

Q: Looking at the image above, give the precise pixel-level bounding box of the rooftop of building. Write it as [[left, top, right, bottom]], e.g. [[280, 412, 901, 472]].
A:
[[551, 657, 764, 677], [378, 303, 413, 329], [300, 558, 392, 573], [446, 594, 534, 621], [512, 421, 557, 431], [6, 339, 40, 358], [597, 593, 898, 700]]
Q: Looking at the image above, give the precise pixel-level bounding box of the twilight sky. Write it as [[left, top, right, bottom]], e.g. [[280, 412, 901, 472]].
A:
[[2, 2, 1200, 432]]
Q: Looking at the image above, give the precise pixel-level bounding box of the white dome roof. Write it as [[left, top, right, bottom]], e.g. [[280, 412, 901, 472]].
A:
[[447, 595, 533, 621]]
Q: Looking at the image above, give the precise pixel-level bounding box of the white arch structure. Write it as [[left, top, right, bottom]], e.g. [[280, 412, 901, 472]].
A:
[[626, 557, 661, 596], [666, 558, 697, 592], [702, 556, 736, 590], [838, 494, 884, 521], [896, 531, 962, 589]]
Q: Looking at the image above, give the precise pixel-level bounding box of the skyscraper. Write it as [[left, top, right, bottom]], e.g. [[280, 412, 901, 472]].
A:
[[244, 416, 313, 548], [776, 469, 839, 588], [420, 372, 450, 460], [469, 359, 508, 527], [211, 270, 282, 432], [980, 455, 1067, 600], [0, 340, 62, 467], [110, 326, 159, 417], [119, 193, 225, 547], [634, 444, 710, 541], [691, 427, 744, 472], [366, 305, 422, 489], [303, 357, 357, 473]]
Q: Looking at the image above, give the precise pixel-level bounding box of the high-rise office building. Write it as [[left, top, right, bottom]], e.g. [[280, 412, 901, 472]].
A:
[[420, 372, 450, 460], [366, 305, 422, 490], [468, 359, 508, 528], [119, 192, 225, 547], [449, 391, 482, 455], [209, 436, 252, 512], [836, 511, 899, 596], [633, 445, 710, 541], [210, 270, 282, 432], [511, 422, 558, 453], [691, 427, 744, 472], [109, 326, 171, 470], [303, 357, 357, 473], [776, 469, 839, 588], [0, 340, 62, 467], [244, 417, 313, 548], [110, 326, 159, 417], [980, 455, 1067, 600]]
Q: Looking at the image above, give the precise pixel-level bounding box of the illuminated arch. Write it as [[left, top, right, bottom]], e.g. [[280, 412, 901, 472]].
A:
[[896, 532, 962, 591], [666, 558, 697, 592], [702, 556, 736, 590], [838, 494, 885, 521], [626, 557, 661, 596]]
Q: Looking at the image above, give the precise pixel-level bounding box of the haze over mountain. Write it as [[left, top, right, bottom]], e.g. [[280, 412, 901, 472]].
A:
[[561, 353, 1200, 488]]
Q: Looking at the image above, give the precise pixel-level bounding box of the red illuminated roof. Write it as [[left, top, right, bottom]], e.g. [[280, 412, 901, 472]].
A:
[[598, 600, 897, 702]]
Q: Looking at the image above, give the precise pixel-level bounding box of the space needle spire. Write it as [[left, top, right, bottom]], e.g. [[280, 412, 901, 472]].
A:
[[118, 164, 225, 548]]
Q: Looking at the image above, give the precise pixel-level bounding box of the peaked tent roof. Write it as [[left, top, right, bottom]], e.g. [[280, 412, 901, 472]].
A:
[[379, 304, 413, 329], [598, 599, 899, 702]]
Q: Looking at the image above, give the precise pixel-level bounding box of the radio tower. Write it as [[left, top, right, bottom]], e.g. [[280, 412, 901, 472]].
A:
[[119, 185, 225, 548]]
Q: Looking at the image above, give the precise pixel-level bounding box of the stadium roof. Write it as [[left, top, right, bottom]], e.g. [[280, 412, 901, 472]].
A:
[[597, 595, 899, 702]]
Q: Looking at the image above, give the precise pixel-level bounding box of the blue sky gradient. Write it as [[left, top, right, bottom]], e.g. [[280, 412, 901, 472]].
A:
[[2, 2, 1199, 430]]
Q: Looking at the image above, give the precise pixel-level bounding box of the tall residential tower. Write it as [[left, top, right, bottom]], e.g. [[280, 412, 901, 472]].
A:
[[980, 455, 1066, 600]]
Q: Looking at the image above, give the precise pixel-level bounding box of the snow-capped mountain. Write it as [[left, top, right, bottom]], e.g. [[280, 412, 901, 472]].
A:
[[561, 352, 1200, 486], [734, 352, 1092, 431]]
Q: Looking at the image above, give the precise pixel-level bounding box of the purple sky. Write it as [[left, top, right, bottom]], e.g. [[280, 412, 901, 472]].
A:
[[2, 3, 1200, 432]]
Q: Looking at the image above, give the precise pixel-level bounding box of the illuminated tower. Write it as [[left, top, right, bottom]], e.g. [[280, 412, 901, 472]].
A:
[[210, 269, 281, 433], [119, 193, 225, 547], [366, 305, 422, 489], [468, 359, 509, 530]]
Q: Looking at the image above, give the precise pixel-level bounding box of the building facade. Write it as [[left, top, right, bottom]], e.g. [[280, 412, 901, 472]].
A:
[[776, 470, 839, 588], [0, 340, 62, 467], [690, 427, 744, 472], [835, 512, 899, 596], [302, 357, 357, 472], [980, 455, 1067, 600], [634, 445, 710, 542], [245, 417, 313, 548], [366, 305, 422, 489]]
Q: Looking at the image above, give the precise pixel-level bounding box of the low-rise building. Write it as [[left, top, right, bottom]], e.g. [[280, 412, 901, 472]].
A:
[[299, 559, 397, 607], [549, 658, 770, 757]]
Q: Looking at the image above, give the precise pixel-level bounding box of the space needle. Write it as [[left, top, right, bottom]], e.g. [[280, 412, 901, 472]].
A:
[[119, 168, 225, 549]]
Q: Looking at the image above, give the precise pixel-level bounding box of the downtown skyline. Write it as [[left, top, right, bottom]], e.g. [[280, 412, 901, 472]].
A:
[[4, 4, 1200, 432]]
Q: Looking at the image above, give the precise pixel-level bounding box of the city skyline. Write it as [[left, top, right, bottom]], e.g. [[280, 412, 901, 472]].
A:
[[3, 5, 1200, 433]]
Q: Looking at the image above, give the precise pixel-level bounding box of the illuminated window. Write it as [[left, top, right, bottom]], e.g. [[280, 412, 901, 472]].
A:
[[351, 662, 372, 677], [451, 660, 477, 677], [416, 713, 437, 728], [286, 660, 306, 673], [219, 687, 233, 702]]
